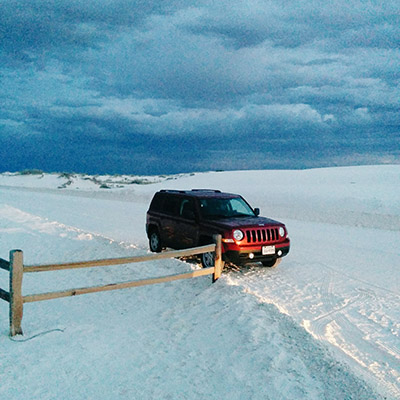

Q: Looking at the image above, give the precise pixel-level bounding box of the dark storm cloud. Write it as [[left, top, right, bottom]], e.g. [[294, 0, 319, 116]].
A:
[[0, 0, 399, 174], [183, 1, 400, 50]]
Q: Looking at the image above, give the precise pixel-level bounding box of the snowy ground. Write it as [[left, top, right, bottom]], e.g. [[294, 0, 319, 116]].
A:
[[0, 166, 399, 399]]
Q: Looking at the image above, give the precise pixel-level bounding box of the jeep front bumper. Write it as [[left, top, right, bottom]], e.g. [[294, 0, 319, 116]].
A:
[[222, 238, 290, 265]]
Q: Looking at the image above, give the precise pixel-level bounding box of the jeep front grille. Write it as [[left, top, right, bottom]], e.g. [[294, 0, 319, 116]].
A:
[[245, 228, 279, 243]]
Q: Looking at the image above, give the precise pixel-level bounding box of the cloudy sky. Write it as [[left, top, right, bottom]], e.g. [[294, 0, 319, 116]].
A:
[[1, 0, 399, 174]]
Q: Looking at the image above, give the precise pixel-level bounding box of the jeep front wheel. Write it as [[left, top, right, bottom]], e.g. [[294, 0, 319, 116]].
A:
[[261, 258, 281, 268], [201, 251, 215, 268], [149, 230, 162, 253]]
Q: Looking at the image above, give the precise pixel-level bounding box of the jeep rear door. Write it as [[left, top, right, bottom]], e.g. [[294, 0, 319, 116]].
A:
[[159, 194, 180, 248], [175, 197, 199, 248]]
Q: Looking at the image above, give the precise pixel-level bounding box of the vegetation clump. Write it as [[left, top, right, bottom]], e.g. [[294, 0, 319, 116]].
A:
[[19, 169, 44, 175]]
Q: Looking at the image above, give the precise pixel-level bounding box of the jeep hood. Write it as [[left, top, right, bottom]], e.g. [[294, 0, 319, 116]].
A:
[[202, 216, 283, 230]]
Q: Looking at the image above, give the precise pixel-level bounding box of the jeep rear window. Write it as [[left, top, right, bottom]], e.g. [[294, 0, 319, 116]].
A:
[[149, 193, 163, 211], [199, 197, 255, 219]]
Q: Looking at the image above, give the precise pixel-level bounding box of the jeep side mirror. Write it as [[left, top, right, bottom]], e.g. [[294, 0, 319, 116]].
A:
[[254, 208, 260, 216]]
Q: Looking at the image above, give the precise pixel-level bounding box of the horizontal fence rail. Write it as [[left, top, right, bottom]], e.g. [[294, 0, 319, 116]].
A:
[[23, 244, 216, 273], [0, 258, 9, 271], [1, 235, 223, 336], [23, 267, 215, 303], [0, 288, 10, 302], [0, 258, 11, 303]]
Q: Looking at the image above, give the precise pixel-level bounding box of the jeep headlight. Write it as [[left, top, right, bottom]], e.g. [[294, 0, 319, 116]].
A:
[[279, 227, 285, 237], [233, 229, 244, 241]]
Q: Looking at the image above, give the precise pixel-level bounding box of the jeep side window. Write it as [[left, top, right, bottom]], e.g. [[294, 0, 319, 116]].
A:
[[163, 195, 179, 215], [179, 199, 196, 220]]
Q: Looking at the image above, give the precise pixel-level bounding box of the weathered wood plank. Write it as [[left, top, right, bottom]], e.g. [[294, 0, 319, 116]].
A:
[[213, 234, 224, 282], [0, 258, 10, 271], [24, 244, 216, 273], [0, 288, 10, 302], [9, 250, 24, 336], [23, 267, 215, 303]]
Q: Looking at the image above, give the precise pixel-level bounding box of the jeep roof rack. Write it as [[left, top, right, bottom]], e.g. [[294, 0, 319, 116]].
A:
[[191, 189, 221, 193], [159, 189, 186, 193], [158, 189, 224, 196]]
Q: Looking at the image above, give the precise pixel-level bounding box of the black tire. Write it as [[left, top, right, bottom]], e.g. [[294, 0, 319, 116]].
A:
[[149, 230, 162, 253], [201, 251, 215, 268], [261, 258, 281, 268]]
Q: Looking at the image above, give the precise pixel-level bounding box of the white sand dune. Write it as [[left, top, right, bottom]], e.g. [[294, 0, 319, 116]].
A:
[[1, 165, 399, 399]]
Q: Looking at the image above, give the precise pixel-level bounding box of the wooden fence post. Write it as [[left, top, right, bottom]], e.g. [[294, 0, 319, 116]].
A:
[[9, 250, 24, 336], [213, 234, 223, 282]]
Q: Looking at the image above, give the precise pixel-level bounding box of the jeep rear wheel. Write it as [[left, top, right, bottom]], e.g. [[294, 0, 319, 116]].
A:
[[149, 230, 162, 253], [201, 251, 215, 268], [261, 258, 281, 268]]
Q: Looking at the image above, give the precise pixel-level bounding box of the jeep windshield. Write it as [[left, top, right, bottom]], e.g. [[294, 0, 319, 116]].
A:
[[199, 197, 256, 219]]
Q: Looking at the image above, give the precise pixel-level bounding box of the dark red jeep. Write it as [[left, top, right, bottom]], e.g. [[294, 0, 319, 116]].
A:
[[146, 189, 290, 268]]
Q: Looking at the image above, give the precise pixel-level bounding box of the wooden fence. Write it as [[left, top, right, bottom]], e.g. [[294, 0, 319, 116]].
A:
[[0, 235, 223, 336]]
